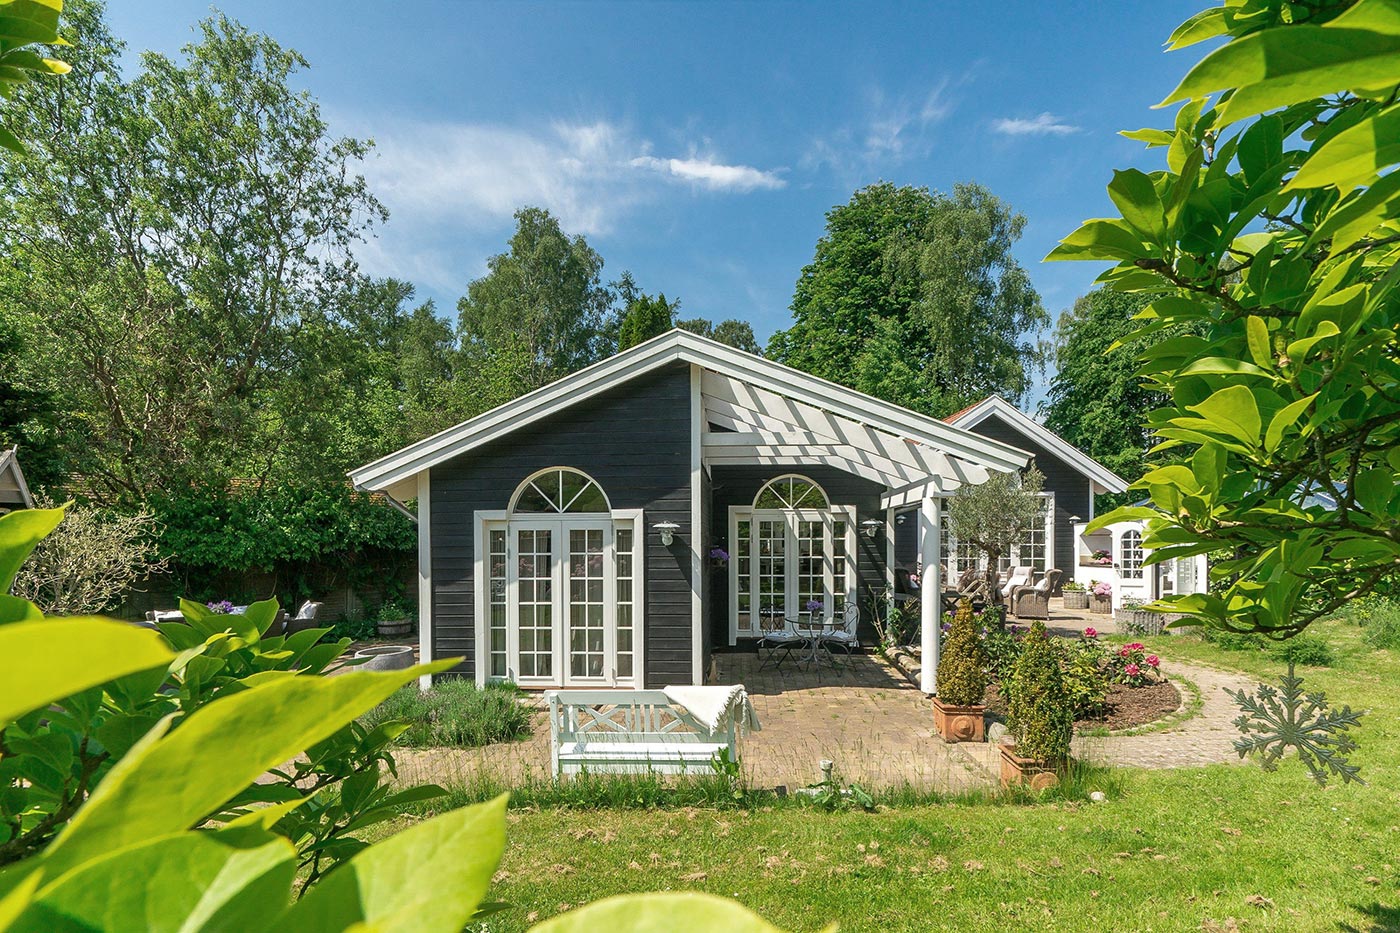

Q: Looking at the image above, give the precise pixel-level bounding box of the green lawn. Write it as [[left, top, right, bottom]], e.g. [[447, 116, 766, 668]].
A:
[[394, 620, 1400, 931]]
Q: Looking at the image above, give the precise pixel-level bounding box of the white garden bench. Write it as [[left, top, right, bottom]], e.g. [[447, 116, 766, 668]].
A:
[[546, 689, 745, 776]]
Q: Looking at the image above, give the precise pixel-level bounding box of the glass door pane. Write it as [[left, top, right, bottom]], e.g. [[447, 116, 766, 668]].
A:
[[567, 527, 606, 681], [735, 519, 752, 634], [616, 527, 634, 680], [516, 528, 553, 679], [488, 528, 507, 677], [795, 517, 825, 618], [756, 518, 786, 625]]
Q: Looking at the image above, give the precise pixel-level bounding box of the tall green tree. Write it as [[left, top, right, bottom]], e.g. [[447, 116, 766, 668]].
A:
[[677, 317, 762, 354], [1053, 0, 1400, 637], [769, 181, 1047, 415], [0, 3, 388, 504], [617, 280, 680, 350], [1043, 289, 1162, 491], [457, 207, 613, 393]]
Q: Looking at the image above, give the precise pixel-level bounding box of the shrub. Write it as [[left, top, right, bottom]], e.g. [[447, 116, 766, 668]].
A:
[[331, 608, 378, 641], [1107, 642, 1161, 687], [1344, 596, 1400, 650], [983, 627, 1023, 681], [1059, 636, 1110, 719], [1004, 621, 1073, 761], [937, 600, 989, 705], [1205, 629, 1265, 652], [362, 679, 532, 748], [1270, 632, 1334, 668]]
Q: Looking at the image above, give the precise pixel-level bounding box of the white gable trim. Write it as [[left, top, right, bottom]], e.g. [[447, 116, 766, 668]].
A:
[[0, 447, 34, 509], [947, 396, 1130, 494], [351, 330, 1032, 495]]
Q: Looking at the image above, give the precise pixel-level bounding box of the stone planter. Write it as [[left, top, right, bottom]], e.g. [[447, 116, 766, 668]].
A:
[[932, 697, 986, 743], [998, 742, 1064, 790], [1063, 590, 1089, 610], [376, 617, 413, 638], [1090, 594, 1112, 614], [354, 645, 414, 671]]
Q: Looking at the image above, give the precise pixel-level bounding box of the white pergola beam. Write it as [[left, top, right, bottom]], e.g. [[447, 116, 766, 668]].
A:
[[919, 495, 943, 695]]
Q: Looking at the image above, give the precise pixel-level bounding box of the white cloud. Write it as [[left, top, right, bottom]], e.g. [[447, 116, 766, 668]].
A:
[[630, 155, 784, 191], [801, 79, 958, 178], [991, 112, 1081, 136]]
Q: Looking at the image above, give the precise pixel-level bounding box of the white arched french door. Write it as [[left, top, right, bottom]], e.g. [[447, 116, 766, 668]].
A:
[[477, 468, 641, 687], [727, 475, 856, 641]]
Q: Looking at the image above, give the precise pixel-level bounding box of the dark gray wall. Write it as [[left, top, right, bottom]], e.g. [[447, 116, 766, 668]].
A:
[[428, 362, 694, 687], [708, 465, 888, 645]]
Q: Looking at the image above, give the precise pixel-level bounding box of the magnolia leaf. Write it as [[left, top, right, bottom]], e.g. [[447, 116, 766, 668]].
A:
[[1084, 505, 1162, 534], [0, 618, 174, 726], [1046, 218, 1150, 262], [1188, 385, 1261, 447], [1244, 316, 1273, 369], [1160, 6, 1400, 125], [0, 506, 64, 591], [0, 593, 43, 624], [1354, 468, 1395, 514], [1107, 168, 1167, 241], [1264, 392, 1320, 452], [530, 892, 799, 933], [1313, 168, 1400, 253], [41, 661, 456, 877], [1165, 6, 1229, 50], [1285, 320, 1342, 361], [12, 832, 295, 933], [1289, 103, 1400, 190], [1120, 127, 1175, 147], [282, 795, 508, 933]]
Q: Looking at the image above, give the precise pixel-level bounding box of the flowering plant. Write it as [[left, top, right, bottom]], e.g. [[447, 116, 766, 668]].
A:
[[1091, 549, 1113, 566], [804, 599, 824, 613], [1108, 642, 1159, 686], [708, 546, 730, 563], [1083, 627, 1098, 639], [1091, 581, 1112, 597], [206, 599, 234, 614]]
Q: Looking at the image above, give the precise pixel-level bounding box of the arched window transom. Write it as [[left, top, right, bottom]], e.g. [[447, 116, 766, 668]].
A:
[[753, 475, 829, 510], [509, 468, 610, 514]]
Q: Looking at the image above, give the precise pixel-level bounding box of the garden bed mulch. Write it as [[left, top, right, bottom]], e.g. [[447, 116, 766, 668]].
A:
[[983, 679, 1182, 732]]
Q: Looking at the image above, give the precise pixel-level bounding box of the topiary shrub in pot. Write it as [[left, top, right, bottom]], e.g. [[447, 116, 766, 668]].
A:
[[1000, 620, 1074, 788], [933, 599, 989, 742]]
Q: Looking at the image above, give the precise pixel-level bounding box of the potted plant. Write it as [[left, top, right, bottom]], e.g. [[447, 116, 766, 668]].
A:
[[1089, 580, 1112, 614], [932, 600, 989, 742], [1062, 580, 1089, 610], [999, 620, 1073, 789], [376, 598, 414, 638]]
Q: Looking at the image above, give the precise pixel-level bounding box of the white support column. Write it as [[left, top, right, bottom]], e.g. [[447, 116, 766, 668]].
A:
[[919, 495, 942, 695], [417, 470, 433, 692]]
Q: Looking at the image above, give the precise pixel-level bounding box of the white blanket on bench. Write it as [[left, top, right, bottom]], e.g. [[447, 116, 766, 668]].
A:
[[661, 684, 760, 733]]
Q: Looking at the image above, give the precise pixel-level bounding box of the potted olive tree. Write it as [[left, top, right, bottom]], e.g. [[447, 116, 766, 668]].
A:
[[999, 620, 1073, 788], [932, 600, 989, 742]]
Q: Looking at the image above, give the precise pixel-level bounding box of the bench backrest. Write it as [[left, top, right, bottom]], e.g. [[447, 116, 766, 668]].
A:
[[547, 689, 725, 743]]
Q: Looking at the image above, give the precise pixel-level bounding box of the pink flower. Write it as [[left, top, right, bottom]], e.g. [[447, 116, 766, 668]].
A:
[[1084, 627, 1098, 638], [1125, 663, 1141, 676], [1118, 646, 1130, 657], [1126, 643, 1144, 651], [1146, 655, 1159, 667]]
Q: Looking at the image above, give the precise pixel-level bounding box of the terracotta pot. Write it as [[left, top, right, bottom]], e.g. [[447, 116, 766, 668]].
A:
[[377, 618, 413, 638], [1063, 590, 1089, 610], [998, 742, 1064, 790], [932, 697, 986, 743], [1090, 594, 1112, 614]]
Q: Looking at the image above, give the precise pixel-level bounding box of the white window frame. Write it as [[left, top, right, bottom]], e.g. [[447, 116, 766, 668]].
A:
[[1119, 528, 1144, 580]]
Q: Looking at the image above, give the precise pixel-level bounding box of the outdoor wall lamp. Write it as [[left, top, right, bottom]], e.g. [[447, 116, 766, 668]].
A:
[[860, 519, 883, 539], [651, 521, 680, 546]]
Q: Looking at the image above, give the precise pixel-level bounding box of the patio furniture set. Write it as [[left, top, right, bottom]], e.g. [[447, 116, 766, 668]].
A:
[[143, 599, 324, 634], [755, 602, 861, 671]]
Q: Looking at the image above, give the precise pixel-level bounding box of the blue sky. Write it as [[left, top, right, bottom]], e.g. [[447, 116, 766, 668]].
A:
[[109, 1, 1203, 402]]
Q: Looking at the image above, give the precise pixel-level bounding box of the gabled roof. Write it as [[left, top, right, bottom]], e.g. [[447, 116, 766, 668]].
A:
[[945, 395, 1130, 494], [0, 447, 34, 509], [351, 329, 1034, 502]]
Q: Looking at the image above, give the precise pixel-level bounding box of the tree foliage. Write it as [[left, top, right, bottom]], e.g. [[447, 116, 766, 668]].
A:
[[769, 181, 1048, 415], [936, 600, 989, 706], [1054, 0, 1400, 636], [1043, 289, 1164, 496], [678, 317, 762, 354], [947, 467, 1045, 569]]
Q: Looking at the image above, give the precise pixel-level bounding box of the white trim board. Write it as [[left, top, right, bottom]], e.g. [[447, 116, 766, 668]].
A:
[[946, 395, 1130, 494], [350, 329, 1032, 497]]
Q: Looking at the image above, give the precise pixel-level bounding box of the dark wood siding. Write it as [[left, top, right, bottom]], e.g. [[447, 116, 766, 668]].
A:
[[428, 362, 694, 686], [709, 466, 888, 645]]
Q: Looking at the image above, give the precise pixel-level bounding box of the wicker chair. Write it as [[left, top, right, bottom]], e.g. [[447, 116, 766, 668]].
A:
[[1011, 569, 1063, 621], [285, 600, 324, 636]]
